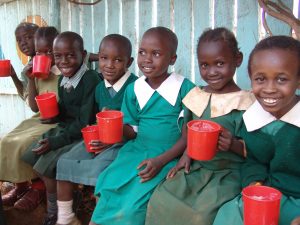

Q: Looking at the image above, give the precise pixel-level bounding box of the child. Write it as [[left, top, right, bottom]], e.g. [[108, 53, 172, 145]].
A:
[[21, 31, 101, 225], [0, 26, 60, 211], [55, 34, 137, 225], [89, 26, 195, 225], [10, 22, 38, 100], [212, 36, 300, 225], [146, 27, 255, 225]]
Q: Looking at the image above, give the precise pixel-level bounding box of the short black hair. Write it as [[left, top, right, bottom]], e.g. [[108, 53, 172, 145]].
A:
[[143, 26, 178, 55], [54, 31, 84, 51], [99, 34, 132, 57], [248, 35, 300, 76], [197, 27, 240, 57], [15, 22, 39, 35], [35, 26, 59, 45]]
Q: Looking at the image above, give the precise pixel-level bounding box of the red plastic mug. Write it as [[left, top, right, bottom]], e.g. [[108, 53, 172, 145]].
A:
[[0, 60, 11, 77], [96, 110, 123, 144], [242, 185, 282, 225], [35, 92, 59, 119], [187, 120, 222, 161], [81, 125, 100, 153], [32, 55, 52, 79]]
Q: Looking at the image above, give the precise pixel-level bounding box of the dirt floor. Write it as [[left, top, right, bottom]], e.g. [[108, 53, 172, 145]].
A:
[[2, 183, 94, 225]]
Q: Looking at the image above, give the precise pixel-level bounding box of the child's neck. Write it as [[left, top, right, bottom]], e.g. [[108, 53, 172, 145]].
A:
[[204, 81, 240, 94], [146, 72, 170, 89]]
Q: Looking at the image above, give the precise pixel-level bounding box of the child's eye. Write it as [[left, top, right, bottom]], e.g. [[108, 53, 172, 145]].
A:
[[216, 62, 224, 67], [100, 56, 107, 60], [200, 63, 208, 69], [115, 58, 122, 62], [254, 77, 265, 83], [153, 52, 160, 57], [277, 77, 287, 83], [138, 50, 145, 56]]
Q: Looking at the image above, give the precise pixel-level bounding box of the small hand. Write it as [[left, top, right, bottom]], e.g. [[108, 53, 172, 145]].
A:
[[89, 140, 112, 154], [167, 153, 191, 179], [249, 181, 264, 186], [137, 157, 163, 183], [32, 138, 50, 155], [291, 217, 300, 225], [218, 128, 233, 151], [23, 62, 34, 79]]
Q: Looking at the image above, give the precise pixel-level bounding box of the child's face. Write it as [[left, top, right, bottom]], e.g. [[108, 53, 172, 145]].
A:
[[250, 49, 300, 118], [35, 38, 55, 65], [99, 39, 132, 85], [53, 39, 85, 77], [15, 27, 35, 57], [198, 40, 242, 93], [138, 33, 176, 79]]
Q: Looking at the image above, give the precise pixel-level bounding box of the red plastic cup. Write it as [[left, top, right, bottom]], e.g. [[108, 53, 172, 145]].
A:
[[242, 185, 282, 225], [32, 55, 52, 79], [187, 120, 222, 160], [81, 125, 100, 153], [96, 110, 123, 144], [35, 92, 59, 119], [0, 60, 11, 77]]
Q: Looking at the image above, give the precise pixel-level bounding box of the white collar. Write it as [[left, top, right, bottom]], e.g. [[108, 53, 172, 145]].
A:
[[134, 72, 184, 109], [104, 71, 131, 93], [60, 64, 88, 89], [243, 100, 300, 131]]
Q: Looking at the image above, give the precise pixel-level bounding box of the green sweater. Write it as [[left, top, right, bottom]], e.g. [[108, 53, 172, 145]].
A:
[[95, 73, 137, 111], [240, 121, 300, 198], [48, 69, 101, 150]]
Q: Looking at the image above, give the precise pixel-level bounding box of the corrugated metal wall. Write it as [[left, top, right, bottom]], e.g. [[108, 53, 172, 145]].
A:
[[0, 0, 297, 135]]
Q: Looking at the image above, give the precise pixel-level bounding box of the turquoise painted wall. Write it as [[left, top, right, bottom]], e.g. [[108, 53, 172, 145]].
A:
[[0, 0, 298, 135]]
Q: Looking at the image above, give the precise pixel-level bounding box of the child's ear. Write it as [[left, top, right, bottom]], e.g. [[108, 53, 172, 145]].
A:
[[236, 52, 243, 67], [127, 57, 134, 68], [82, 50, 87, 60], [170, 54, 177, 65]]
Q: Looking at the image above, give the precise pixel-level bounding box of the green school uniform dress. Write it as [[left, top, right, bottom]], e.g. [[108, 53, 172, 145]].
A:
[[146, 87, 255, 225], [56, 72, 137, 186], [213, 100, 300, 225], [0, 66, 61, 183], [21, 65, 101, 178], [91, 73, 195, 225]]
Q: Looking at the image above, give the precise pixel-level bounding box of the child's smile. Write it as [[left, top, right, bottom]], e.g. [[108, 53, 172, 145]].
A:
[[250, 49, 300, 118]]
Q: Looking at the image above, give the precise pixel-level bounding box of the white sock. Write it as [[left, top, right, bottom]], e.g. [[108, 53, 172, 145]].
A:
[[57, 200, 75, 224]]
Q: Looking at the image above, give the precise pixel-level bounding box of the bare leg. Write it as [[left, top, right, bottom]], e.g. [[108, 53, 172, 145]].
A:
[[57, 180, 73, 201]]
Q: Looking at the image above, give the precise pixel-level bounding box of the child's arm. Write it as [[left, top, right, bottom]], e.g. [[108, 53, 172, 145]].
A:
[[218, 128, 246, 157], [137, 125, 187, 183], [47, 72, 101, 151], [10, 66, 26, 98], [31, 138, 50, 155], [123, 124, 137, 140], [27, 78, 39, 112]]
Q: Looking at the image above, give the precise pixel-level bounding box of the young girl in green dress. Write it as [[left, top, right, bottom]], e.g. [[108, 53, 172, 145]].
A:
[[146, 27, 255, 225], [0, 26, 60, 211], [22, 31, 101, 225], [89, 26, 195, 225], [213, 36, 300, 225]]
